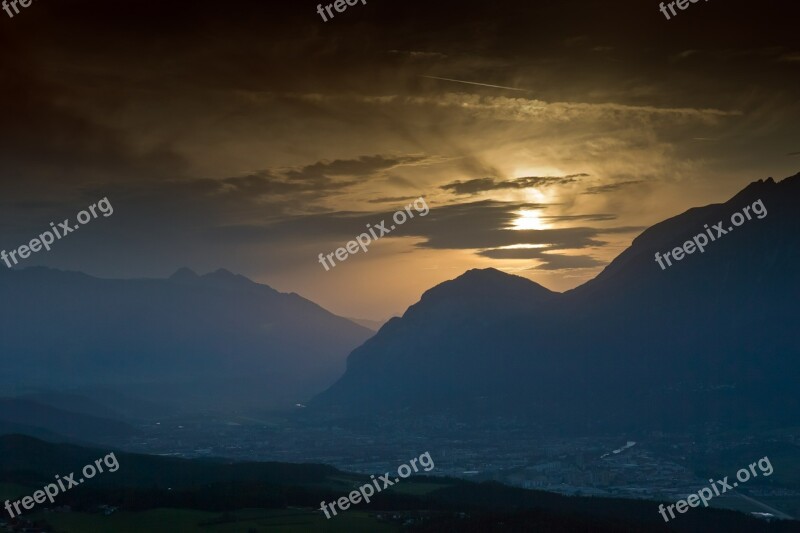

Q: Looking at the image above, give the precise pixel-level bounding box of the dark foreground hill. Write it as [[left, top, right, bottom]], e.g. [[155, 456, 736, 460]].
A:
[[1, 435, 796, 532], [0, 268, 373, 413], [315, 173, 800, 433]]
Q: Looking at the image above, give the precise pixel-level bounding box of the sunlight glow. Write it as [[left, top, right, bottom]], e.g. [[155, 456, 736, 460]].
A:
[[511, 209, 548, 230], [496, 244, 550, 249]]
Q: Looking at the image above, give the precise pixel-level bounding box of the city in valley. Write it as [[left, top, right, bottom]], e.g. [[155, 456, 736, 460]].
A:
[[112, 413, 800, 520]]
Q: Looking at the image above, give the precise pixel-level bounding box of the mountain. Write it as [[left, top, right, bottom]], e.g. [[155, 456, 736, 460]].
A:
[[347, 317, 389, 331], [13, 390, 169, 421], [0, 398, 137, 444], [0, 268, 374, 413], [314, 173, 800, 432]]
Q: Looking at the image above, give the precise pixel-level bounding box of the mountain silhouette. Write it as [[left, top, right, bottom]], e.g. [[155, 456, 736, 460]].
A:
[[314, 173, 800, 432], [0, 268, 373, 413]]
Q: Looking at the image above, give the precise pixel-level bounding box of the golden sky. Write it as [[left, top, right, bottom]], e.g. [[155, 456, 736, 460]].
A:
[[0, 0, 798, 318]]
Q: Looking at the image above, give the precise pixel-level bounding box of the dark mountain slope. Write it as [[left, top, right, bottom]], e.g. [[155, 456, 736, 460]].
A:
[[319, 268, 556, 415], [314, 174, 800, 432]]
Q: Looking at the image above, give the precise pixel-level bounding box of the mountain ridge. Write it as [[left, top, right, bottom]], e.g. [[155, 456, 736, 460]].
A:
[[0, 267, 374, 413], [313, 172, 800, 431]]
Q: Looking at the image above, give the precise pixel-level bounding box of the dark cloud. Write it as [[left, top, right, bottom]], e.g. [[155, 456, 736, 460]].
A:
[[414, 224, 608, 251], [394, 201, 638, 251], [478, 247, 557, 259], [441, 178, 496, 195], [0, 45, 187, 194], [532, 254, 605, 270], [441, 174, 589, 195], [542, 214, 617, 222], [387, 50, 448, 61], [583, 181, 644, 195], [0, 151, 427, 246], [219, 171, 336, 195], [285, 155, 429, 183], [171, 154, 428, 210], [201, 199, 639, 256], [368, 196, 421, 203], [478, 247, 605, 270], [217, 170, 354, 199]]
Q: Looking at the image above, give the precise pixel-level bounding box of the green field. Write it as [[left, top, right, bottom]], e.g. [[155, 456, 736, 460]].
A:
[[31, 508, 400, 533]]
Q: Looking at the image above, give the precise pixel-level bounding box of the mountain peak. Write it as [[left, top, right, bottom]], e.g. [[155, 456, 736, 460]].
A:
[[209, 268, 237, 278], [169, 267, 200, 282], [199, 268, 257, 289], [459, 267, 522, 282], [168, 267, 258, 290], [425, 268, 554, 299], [728, 175, 778, 205], [400, 267, 555, 324]]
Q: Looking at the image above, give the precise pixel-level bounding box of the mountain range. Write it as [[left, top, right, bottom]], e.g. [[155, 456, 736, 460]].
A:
[[314, 173, 800, 433], [0, 267, 373, 413], [2, 173, 797, 434]]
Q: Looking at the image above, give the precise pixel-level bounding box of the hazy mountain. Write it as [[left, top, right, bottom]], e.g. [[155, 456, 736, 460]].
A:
[[0, 268, 374, 413], [14, 390, 169, 421], [347, 317, 389, 331], [14, 391, 127, 421], [315, 173, 800, 432], [0, 398, 137, 443]]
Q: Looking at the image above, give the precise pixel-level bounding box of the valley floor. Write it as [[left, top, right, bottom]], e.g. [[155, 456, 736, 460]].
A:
[[113, 414, 800, 522]]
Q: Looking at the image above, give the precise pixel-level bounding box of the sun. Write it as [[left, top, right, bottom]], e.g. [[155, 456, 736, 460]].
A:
[[511, 209, 547, 230]]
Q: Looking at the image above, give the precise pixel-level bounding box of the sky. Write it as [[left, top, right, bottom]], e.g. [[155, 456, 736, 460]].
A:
[[0, 0, 798, 319]]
